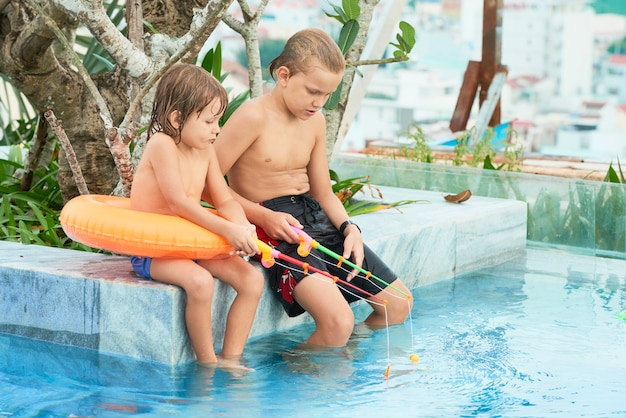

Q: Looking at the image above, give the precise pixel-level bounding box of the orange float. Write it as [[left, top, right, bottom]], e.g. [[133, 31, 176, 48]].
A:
[[60, 194, 234, 259]]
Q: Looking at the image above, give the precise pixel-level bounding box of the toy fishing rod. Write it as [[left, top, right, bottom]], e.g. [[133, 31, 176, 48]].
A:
[[254, 239, 387, 305], [289, 226, 412, 299], [254, 237, 419, 380]]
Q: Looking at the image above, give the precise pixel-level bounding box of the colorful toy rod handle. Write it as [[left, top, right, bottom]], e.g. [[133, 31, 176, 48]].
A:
[[254, 239, 280, 268], [290, 225, 314, 257]]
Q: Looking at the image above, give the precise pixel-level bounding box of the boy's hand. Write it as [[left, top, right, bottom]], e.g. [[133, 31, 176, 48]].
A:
[[227, 223, 259, 257], [342, 229, 364, 281], [261, 210, 302, 244]]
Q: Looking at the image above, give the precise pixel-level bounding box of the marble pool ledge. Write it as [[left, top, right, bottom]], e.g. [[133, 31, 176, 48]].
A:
[[0, 186, 527, 365]]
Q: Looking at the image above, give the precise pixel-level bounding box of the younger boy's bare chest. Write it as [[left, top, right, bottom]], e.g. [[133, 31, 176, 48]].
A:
[[176, 152, 210, 194]]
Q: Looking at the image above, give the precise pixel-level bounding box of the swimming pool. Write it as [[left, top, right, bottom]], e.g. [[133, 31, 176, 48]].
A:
[[1, 248, 625, 417]]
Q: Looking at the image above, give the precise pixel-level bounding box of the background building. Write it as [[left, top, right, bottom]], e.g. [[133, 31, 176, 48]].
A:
[[207, 0, 626, 161]]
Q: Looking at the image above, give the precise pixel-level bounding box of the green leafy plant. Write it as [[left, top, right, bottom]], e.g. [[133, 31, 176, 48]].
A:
[[452, 128, 499, 168], [0, 139, 98, 251], [330, 169, 421, 216], [393, 122, 523, 171], [527, 182, 594, 249], [398, 122, 433, 163], [197, 42, 251, 127], [75, 0, 124, 74], [389, 21, 416, 59], [323, 0, 415, 110], [595, 160, 626, 255], [603, 159, 626, 184], [323, 0, 360, 111], [1, 74, 37, 145]]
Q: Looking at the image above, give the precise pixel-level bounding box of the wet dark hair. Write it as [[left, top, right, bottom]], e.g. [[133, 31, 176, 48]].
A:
[[268, 28, 345, 79], [148, 63, 228, 143]]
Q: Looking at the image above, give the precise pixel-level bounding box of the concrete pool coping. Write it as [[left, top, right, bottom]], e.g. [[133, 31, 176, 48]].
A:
[[0, 186, 527, 365]]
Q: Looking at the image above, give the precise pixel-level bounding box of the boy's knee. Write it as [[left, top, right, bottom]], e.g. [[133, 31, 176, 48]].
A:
[[247, 269, 265, 298], [387, 299, 411, 324], [336, 318, 355, 342], [186, 271, 214, 302], [324, 311, 355, 344]]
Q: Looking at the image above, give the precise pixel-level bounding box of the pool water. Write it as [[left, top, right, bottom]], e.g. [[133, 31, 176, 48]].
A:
[[1, 249, 625, 417]]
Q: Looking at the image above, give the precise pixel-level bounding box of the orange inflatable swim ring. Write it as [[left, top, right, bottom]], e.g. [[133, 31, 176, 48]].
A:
[[60, 194, 234, 259]]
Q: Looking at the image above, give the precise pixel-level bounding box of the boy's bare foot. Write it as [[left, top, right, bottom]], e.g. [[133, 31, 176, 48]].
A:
[[207, 355, 256, 372], [197, 359, 254, 379]]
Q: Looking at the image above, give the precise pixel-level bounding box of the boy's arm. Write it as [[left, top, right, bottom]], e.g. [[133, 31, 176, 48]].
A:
[[206, 168, 303, 244], [213, 99, 261, 176], [145, 136, 257, 255], [213, 100, 302, 243], [203, 146, 252, 226], [307, 117, 364, 268], [226, 186, 303, 243], [308, 115, 351, 229], [209, 101, 268, 225]]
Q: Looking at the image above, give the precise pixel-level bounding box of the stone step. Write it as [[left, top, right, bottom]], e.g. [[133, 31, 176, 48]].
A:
[[0, 187, 527, 365]]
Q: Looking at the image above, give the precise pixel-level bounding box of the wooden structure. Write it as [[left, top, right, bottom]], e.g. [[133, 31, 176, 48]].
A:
[[450, 0, 506, 134]]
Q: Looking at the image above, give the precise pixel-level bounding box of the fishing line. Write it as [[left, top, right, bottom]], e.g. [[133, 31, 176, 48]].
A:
[[297, 237, 420, 369], [255, 237, 418, 378], [270, 259, 387, 309], [289, 226, 412, 299], [304, 250, 410, 303]]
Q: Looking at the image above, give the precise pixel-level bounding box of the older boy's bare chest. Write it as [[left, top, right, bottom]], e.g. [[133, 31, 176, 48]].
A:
[[252, 121, 315, 169]]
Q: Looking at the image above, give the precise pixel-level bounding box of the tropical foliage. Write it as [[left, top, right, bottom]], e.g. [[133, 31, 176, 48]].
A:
[[0, 142, 95, 251], [330, 170, 421, 216], [370, 121, 524, 172], [595, 161, 626, 254]]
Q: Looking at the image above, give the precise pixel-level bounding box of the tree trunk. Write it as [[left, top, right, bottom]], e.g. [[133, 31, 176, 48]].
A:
[[324, 0, 380, 160], [0, 0, 405, 200], [331, 0, 409, 158], [0, 0, 229, 201], [0, 1, 122, 200]]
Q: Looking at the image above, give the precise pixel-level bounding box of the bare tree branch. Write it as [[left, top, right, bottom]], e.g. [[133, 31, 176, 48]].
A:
[[349, 56, 408, 67], [44, 110, 90, 195], [222, 0, 269, 98], [222, 12, 244, 32], [52, 0, 154, 81], [8, 2, 73, 68], [124, 0, 233, 129], [125, 0, 144, 129], [237, 0, 253, 18], [177, 0, 234, 61], [0, 0, 11, 13], [20, 114, 49, 192], [125, 0, 144, 52]]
